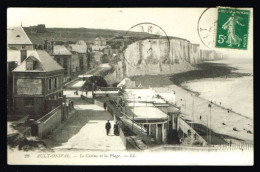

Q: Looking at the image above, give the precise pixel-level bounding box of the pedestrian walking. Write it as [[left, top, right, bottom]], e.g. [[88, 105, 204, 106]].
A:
[[105, 120, 111, 136], [114, 121, 119, 136], [103, 102, 107, 111]]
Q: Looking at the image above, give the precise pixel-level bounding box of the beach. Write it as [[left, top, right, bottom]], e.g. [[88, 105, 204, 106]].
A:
[[181, 58, 253, 118], [130, 59, 253, 144]]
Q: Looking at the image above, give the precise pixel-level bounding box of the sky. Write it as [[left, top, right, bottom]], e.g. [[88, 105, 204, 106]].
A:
[[7, 8, 253, 58]]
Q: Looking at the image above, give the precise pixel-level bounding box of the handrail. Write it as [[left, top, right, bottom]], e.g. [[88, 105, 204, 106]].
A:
[[120, 112, 147, 133], [37, 105, 61, 123]]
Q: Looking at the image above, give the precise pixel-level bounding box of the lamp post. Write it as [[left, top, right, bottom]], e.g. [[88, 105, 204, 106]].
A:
[[132, 95, 135, 132], [208, 103, 212, 145], [206, 114, 209, 144]]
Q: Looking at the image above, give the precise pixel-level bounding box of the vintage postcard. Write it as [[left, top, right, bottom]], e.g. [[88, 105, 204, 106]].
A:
[[7, 8, 253, 165]]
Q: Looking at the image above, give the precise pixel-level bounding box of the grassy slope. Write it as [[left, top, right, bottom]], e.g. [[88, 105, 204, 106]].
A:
[[23, 27, 158, 45]]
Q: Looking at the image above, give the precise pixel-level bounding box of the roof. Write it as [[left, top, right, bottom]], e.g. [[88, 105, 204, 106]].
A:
[[13, 50, 63, 72], [128, 106, 168, 120], [52, 45, 72, 55], [157, 106, 180, 114], [117, 78, 136, 88], [91, 45, 107, 51], [69, 40, 87, 53], [95, 36, 106, 41], [7, 27, 32, 45], [7, 49, 35, 64]]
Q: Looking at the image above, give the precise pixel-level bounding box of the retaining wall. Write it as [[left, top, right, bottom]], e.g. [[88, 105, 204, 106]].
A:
[[36, 106, 62, 138], [178, 118, 207, 146]]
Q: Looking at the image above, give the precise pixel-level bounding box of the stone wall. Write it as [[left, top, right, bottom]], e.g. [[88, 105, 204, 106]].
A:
[[178, 117, 207, 146], [36, 106, 62, 138]]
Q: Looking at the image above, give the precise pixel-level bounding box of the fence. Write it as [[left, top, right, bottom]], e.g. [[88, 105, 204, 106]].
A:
[[81, 95, 94, 104], [145, 144, 254, 152]]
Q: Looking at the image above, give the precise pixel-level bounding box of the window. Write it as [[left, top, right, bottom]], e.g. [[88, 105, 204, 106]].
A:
[[26, 61, 34, 70], [54, 77, 57, 88], [22, 45, 25, 49], [63, 58, 68, 74], [48, 79, 52, 90], [24, 98, 34, 106]]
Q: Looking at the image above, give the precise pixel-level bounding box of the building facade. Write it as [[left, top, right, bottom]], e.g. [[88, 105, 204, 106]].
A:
[[7, 27, 34, 50], [48, 44, 72, 81], [94, 36, 106, 46], [68, 40, 88, 72], [12, 50, 64, 118]]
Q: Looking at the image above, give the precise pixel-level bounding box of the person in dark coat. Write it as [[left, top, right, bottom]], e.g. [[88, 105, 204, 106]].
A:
[[114, 121, 119, 136], [105, 120, 111, 136], [103, 102, 107, 111]]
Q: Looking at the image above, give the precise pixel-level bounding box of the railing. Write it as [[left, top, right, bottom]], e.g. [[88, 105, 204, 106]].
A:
[[81, 95, 94, 104], [37, 106, 61, 124], [120, 112, 147, 134], [145, 143, 254, 152], [107, 100, 148, 134], [99, 87, 120, 91]]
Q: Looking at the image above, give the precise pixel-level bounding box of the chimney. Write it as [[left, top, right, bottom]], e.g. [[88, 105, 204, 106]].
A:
[[20, 49, 27, 62]]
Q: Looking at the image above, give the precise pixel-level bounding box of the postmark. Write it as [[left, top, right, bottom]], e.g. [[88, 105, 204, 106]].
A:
[[197, 8, 217, 49], [123, 23, 171, 68], [215, 7, 250, 50]]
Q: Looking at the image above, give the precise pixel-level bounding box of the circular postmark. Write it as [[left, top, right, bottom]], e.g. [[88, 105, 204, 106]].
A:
[[122, 22, 171, 69], [197, 8, 218, 49]]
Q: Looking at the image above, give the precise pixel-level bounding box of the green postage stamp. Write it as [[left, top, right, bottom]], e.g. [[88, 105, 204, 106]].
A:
[[215, 7, 250, 50]]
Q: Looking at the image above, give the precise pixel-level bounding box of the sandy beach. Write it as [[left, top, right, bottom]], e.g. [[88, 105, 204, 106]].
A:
[[130, 61, 253, 145]]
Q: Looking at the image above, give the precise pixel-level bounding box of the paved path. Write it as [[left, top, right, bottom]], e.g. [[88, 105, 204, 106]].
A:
[[44, 81, 125, 151]]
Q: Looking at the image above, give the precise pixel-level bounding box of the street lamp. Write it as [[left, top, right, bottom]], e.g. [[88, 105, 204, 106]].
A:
[[208, 103, 212, 145], [132, 95, 135, 131]]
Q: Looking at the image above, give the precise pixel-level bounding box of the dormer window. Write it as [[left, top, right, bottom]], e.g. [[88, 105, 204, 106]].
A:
[[26, 60, 34, 70], [26, 57, 37, 70]]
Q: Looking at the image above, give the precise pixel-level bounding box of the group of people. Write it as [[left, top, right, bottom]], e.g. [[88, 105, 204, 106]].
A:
[[105, 120, 120, 136], [74, 90, 79, 95]]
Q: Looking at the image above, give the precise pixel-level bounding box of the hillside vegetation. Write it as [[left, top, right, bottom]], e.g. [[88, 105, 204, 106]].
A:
[[23, 27, 158, 45]]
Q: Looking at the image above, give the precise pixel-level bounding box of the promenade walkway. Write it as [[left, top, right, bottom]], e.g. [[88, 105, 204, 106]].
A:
[[154, 85, 253, 145], [43, 83, 125, 151]]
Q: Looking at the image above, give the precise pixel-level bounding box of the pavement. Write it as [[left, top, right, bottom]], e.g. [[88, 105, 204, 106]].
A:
[[43, 80, 125, 151]]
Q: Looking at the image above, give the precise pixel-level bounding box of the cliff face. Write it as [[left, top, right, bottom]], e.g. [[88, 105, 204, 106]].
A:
[[110, 38, 223, 82], [121, 38, 198, 78]]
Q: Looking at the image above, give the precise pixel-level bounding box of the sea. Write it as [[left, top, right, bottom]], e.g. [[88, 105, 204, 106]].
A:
[[182, 58, 253, 119]]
